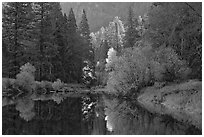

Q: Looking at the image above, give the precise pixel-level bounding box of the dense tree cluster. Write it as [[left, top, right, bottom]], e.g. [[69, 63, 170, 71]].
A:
[[2, 2, 95, 135], [103, 2, 202, 96], [143, 2, 202, 79], [3, 2, 94, 84]]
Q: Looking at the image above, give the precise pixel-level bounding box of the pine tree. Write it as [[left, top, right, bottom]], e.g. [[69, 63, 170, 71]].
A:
[[66, 8, 78, 56], [78, 9, 94, 60], [53, 9, 68, 82], [78, 9, 95, 85], [2, 2, 33, 78], [65, 8, 85, 83], [66, 8, 78, 82], [123, 6, 140, 48], [67, 8, 77, 35], [29, 2, 60, 81], [78, 9, 90, 41], [48, 3, 66, 81]]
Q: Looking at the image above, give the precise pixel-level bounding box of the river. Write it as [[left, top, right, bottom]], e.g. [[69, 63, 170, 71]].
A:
[[91, 95, 201, 135], [2, 94, 202, 135]]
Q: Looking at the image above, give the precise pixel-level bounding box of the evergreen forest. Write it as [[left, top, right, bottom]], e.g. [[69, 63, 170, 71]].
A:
[[2, 2, 202, 135]]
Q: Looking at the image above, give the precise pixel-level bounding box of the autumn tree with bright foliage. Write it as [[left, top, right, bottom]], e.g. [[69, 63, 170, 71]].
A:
[[106, 45, 191, 95]]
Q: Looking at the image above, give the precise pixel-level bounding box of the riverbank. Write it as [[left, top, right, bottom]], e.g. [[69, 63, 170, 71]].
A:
[[137, 80, 202, 130]]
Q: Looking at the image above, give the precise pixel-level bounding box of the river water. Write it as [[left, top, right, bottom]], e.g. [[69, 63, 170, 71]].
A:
[[91, 95, 202, 135], [2, 94, 202, 135]]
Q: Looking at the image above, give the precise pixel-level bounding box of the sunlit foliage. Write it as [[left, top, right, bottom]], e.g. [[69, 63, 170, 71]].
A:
[[106, 45, 190, 95]]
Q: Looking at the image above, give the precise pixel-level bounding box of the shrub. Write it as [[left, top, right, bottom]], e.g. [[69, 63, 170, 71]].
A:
[[15, 63, 36, 96], [19, 62, 36, 75], [52, 79, 64, 91], [153, 46, 191, 81]]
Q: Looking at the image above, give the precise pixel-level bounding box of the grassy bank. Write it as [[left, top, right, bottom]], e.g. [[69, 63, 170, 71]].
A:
[[137, 80, 202, 130]]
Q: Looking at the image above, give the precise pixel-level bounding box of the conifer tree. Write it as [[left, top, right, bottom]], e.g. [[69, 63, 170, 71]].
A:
[[66, 8, 78, 56], [49, 3, 67, 81], [78, 9, 95, 85], [2, 2, 34, 78], [78, 9, 94, 61], [79, 9, 90, 41], [65, 8, 85, 83], [123, 6, 140, 48], [53, 12, 67, 81], [31, 3, 48, 80], [30, 2, 60, 81], [67, 8, 77, 35]]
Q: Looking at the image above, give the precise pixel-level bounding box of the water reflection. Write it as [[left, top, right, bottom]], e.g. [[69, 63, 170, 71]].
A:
[[102, 96, 201, 135], [2, 95, 201, 135], [91, 96, 107, 135]]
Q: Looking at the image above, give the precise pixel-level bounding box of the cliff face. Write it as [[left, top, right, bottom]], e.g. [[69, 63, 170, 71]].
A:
[[60, 2, 151, 32], [138, 80, 202, 130]]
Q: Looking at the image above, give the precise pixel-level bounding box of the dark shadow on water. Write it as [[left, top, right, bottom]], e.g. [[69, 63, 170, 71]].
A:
[[2, 95, 202, 135]]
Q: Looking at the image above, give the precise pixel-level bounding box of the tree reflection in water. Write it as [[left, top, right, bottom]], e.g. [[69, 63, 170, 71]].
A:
[[103, 96, 201, 135], [2, 95, 201, 135]]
